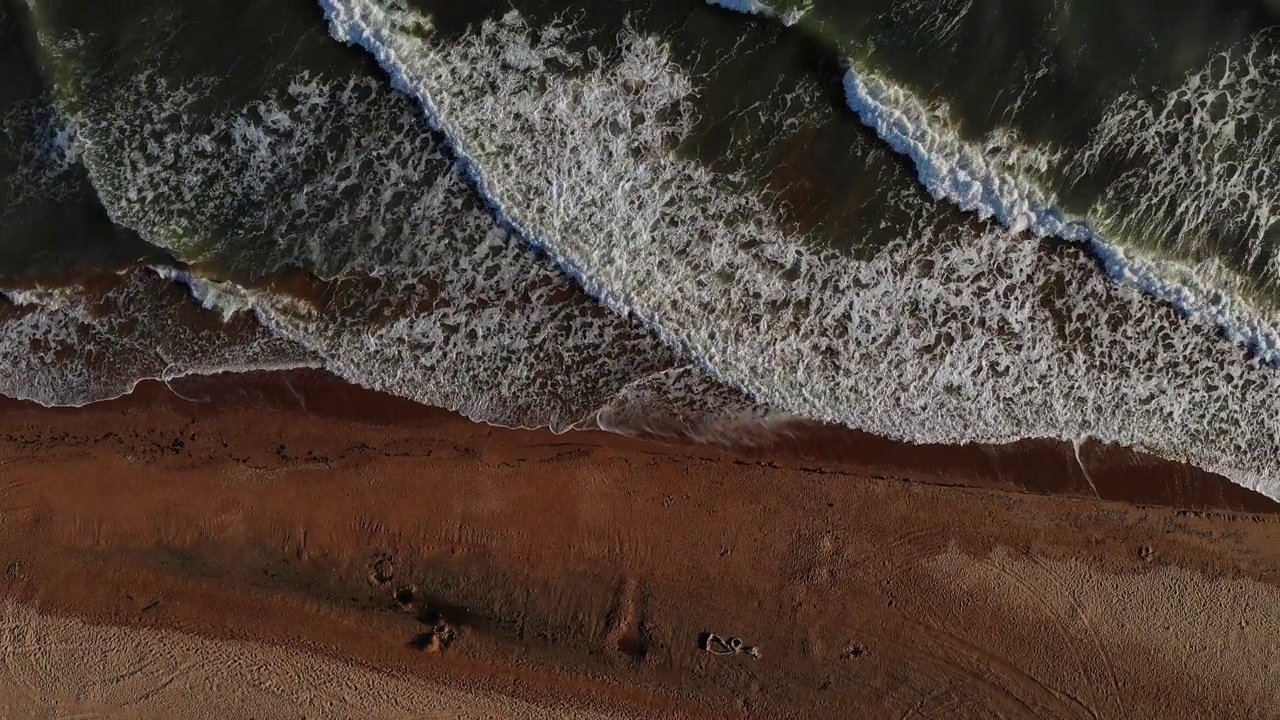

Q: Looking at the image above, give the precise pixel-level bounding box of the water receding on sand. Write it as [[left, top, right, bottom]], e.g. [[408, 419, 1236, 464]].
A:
[[2, 0, 1279, 500]]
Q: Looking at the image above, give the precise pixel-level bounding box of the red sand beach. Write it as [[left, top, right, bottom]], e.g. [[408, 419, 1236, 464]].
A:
[[0, 369, 1276, 717]]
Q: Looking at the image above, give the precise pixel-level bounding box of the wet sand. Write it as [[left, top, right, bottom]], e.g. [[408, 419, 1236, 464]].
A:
[[0, 370, 1276, 717]]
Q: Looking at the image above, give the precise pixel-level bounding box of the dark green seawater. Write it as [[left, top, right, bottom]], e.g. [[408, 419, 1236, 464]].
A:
[[2, 0, 1279, 500]]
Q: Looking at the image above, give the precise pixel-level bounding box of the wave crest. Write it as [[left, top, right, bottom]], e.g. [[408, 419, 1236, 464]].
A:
[[319, 0, 1280, 499]]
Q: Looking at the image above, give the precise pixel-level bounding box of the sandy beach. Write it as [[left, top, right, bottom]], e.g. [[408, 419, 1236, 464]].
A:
[[0, 369, 1272, 718], [4, 0, 1279, 715]]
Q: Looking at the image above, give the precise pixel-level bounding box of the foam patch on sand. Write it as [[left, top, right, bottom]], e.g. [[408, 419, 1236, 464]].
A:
[[320, 0, 1280, 500], [595, 365, 796, 447], [41, 59, 679, 429], [0, 271, 317, 406], [161, 262, 679, 431]]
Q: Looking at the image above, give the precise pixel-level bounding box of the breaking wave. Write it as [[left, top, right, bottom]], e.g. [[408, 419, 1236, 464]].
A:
[[3, 0, 1278, 504], [35, 42, 681, 428], [841, 42, 1280, 364], [0, 270, 317, 406], [715, 0, 1280, 364], [319, 0, 1280, 499]]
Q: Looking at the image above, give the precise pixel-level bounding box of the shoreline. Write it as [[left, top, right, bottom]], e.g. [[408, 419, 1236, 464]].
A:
[[6, 367, 1271, 515], [0, 366, 1276, 716]]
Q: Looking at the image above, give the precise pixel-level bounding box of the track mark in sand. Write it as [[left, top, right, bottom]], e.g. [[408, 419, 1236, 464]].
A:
[[974, 555, 1109, 719], [0, 603, 594, 717], [785, 529, 851, 623], [854, 525, 948, 580], [900, 682, 987, 719], [1030, 556, 1121, 717], [126, 656, 215, 708], [884, 526, 948, 553], [849, 525, 949, 611], [900, 682, 951, 719], [0, 474, 37, 514], [893, 614, 1087, 719], [0, 605, 49, 709], [604, 578, 649, 662], [0, 601, 211, 712], [798, 531, 842, 588]]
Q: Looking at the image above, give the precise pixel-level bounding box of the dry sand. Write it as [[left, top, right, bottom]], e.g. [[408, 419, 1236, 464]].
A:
[[0, 602, 622, 719], [0, 370, 1275, 718]]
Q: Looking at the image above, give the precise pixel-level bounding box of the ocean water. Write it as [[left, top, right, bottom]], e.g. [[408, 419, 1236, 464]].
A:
[[2, 0, 1278, 499]]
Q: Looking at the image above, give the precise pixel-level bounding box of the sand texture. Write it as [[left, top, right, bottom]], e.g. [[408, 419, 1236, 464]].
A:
[[0, 372, 1275, 718]]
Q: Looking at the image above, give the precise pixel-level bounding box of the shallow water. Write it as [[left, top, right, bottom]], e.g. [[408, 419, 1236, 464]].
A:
[[2, 0, 1279, 499]]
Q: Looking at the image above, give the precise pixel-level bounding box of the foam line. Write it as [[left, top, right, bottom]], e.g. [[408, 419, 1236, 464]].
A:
[[0, 271, 321, 407], [840, 68, 1280, 365], [317, 0, 1280, 502], [707, 0, 1280, 366]]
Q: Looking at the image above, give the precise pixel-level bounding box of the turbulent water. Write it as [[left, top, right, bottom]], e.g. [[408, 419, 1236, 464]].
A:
[[2, 0, 1278, 499]]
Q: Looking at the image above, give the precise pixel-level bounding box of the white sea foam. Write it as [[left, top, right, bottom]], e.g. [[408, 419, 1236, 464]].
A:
[[52, 63, 677, 429], [320, 0, 1280, 500], [706, 0, 809, 26], [1072, 36, 1278, 274], [0, 100, 81, 212], [0, 271, 318, 407], [839, 70, 1070, 237], [706, 0, 1280, 365], [595, 365, 796, 447], [841, 61, 1280, 365], [887, 0, 975, 47], [159, 259, 679, 431]]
